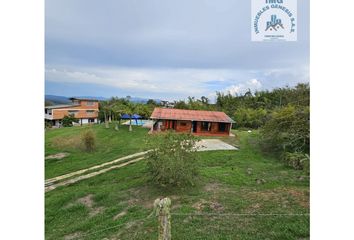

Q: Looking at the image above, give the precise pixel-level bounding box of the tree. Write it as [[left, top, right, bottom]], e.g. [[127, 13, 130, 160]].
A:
[[123, 102, 136, 132], [135, 103, 152, 118], [100, 100, 112, 128], [112, 104, 125, 131], [260, 105, 310, 155], [200, 96, 209, 105], [174, 100, 189, 109], [62, 115, 78, 127], [233, 107, 268, 129], [147, 99, 157, 106]]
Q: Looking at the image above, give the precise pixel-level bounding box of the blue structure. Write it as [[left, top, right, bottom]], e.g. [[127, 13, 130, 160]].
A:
[[121, 113, 142, 125]]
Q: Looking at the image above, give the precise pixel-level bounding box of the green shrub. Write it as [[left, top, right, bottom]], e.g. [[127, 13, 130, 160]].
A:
[[283, 152, 309, 172], [81, 130, 96, 152], [146, 131, 199, 187], [260, 105, 309, 154], [62, 115, 79, 127], [45, 121, 52, 129]]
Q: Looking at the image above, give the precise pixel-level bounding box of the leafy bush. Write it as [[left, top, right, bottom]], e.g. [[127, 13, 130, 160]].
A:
[[260, 105, 309, 154], [81, 130, 96, 152], [45, 121, 52, 129], [283, 152, 309, 173], [146, 131, 199, 187], [62, 115, 79, 127]]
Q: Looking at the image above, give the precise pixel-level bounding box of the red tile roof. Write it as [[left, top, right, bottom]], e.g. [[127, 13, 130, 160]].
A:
[[150, 108, 234, 123]]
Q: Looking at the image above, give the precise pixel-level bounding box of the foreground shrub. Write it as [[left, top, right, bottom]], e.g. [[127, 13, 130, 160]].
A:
[[45, 121, 52, 129], [260, 105, 309, 154], [146, 131, 199, 187], [81, 130, 96, 152], [283, 152, 309, 173]]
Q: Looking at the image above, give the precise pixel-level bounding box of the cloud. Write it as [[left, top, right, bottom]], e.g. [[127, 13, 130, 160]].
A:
[[45, 0, 309, 69], [46, 66, 249, 96], [224, 78, 262, 95], [46, 64, 309, 100], [45, 0, 309, 99]]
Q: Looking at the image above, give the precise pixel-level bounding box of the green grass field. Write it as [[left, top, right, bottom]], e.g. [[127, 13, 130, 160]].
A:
[[45, 124, 149, 179], [45, 124, 309, 240]]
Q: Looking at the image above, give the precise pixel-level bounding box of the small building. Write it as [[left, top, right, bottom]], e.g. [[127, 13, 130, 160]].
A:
[[160, 100, 175, 108], [45, 98, 99, 127], [150, 108, 235, 136]]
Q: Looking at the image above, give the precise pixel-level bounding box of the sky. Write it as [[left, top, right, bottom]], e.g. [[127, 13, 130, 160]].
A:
[[45, 0, 309, 102]]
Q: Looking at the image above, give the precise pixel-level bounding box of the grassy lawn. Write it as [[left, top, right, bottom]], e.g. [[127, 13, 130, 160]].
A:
[[45, 127, 309, 240], [45, 124, 149, 179]]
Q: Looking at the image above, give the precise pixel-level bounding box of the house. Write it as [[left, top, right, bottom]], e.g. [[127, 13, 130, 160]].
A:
[[160, 100, 175, 108], [45, 98, 99, 127], [150, 108, 235, 136]]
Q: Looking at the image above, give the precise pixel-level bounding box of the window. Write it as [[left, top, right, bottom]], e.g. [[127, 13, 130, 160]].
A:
[[201, 122, 211, 131], [86, 101, 95, 106], [86, 110, 95, 115], [219, 123, 227, 132]]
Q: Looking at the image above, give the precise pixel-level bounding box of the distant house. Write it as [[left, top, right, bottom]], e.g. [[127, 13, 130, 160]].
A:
[[160, 100, 175, 108], [150, 108, 235, 136], [45, 98, 99, 127]]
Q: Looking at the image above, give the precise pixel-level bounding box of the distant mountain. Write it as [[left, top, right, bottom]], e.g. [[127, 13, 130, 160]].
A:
[[71, 96, 108, 101], [127, 97, 162, 104], [45, 95, 71, 105], [45, 95, 162, 105]]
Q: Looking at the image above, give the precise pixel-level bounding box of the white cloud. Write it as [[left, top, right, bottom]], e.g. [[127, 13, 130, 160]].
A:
[[224, 78, 262, 95], [45, 66, 251, 97], [45, 64, 307, 100]]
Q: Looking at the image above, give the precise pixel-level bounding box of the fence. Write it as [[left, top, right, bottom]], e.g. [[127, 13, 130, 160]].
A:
[[59, 197, 309, 240]]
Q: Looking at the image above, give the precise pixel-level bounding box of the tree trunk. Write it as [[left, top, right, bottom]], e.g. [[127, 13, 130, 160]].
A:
[[129, 118, 132, 132], [104, 112, 109, 128]]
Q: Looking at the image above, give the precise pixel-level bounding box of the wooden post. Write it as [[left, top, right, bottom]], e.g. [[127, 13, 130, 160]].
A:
[[154, 198, 171, 240]]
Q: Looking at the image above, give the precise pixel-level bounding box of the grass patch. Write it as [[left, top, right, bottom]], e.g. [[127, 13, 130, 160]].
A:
[[45, 124, 149, 179], [45, 128, 309, 239]]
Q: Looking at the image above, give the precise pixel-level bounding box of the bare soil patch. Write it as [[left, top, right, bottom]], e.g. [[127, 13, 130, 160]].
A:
[[76, 194, 104, 217], [64, 232, 82, 240], [192, 199, 224, 212]]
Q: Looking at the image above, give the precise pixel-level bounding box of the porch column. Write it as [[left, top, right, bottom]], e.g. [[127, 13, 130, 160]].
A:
[[157, 120, 161, 132]]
